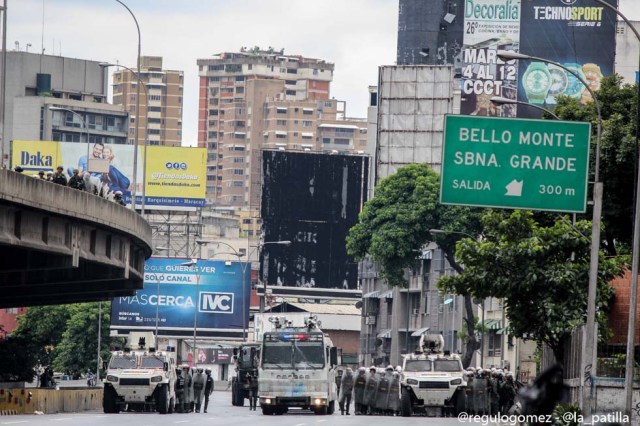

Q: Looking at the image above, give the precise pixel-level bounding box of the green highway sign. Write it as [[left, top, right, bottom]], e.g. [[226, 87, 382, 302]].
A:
[[440, 115, 591, 213]]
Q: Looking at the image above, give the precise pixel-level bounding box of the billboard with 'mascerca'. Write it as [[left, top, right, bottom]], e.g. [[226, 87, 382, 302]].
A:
[[11, 140, 206, 210], [110, 257, 250, 339]]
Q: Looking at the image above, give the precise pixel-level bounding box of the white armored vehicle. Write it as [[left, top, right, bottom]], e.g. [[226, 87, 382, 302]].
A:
[[103, 332, 177, 414], [400, 334, 466, 417]]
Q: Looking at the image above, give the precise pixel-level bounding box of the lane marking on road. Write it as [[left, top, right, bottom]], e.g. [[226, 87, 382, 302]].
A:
[[1, 421, 28, 425], [294, 423, 307, 426], [52, 419, 72, 422], [174, 421, 190, 424], [317, 420, 327, 423]]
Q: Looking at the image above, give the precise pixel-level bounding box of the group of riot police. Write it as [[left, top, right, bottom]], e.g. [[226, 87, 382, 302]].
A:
[[465, 367, 520, 415], [336, 365, 403, 416], [174, 365, 214, 413]]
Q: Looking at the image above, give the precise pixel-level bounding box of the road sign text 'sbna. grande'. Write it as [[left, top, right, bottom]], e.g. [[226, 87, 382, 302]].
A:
[[440, 115, 591, 213]]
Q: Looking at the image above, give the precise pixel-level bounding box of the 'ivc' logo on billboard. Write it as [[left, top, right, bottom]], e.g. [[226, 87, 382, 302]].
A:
[[199, 292, 234, 314]]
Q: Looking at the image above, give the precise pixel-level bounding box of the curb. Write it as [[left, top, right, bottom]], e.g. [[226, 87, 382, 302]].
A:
[[0, 410, 18, 415]]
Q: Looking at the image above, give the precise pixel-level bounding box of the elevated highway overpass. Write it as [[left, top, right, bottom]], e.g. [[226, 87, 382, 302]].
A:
[[0, 169, 152, 308]]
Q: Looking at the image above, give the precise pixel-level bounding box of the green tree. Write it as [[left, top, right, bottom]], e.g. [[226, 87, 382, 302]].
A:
[[0, 334, 38, 381], [438, 210, 624, 363], [53, 302, 113, 377], [554, 75, 638, 255], [346, 163, 484, 367], [12, 305, 72, 368]]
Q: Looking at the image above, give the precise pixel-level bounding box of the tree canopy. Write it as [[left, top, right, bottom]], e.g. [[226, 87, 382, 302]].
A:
[[5, 302, 116, 380], [554, 75, 638, 255], [437, 210, 624, 362], [346, 163, 484, 367]]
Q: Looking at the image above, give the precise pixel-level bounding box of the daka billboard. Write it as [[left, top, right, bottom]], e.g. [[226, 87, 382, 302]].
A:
[[260, 151, 369, 293], [11, 141, 206, 209], [110, 257, 250, 339], [460, 0, 616, 117]]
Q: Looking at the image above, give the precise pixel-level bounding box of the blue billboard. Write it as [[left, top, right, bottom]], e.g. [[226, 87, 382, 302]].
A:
[[110, 257, 250, 339]]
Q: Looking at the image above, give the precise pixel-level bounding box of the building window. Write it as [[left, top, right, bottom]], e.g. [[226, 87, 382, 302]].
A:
[[233, 169, 244, 175], [235, 76, 245, 82], [286, 68, 297, 74], [233, 157, 244, 163], [148, 129, 160, 135], [233, 181, 244, 187], [276, 133, 287, 139], [208, 143, 217, 150], [334, 138, 350, 145], [286, 89, 296, 96], [233, 146, 245, 151], [150, 95, 161, 101], [276, 120, 287, 126], [149, 106, 162, 112], [236, 86, 244, 94], [148, 118, 161, 124], [285, 80, 296, 85], [303, 109, 313, 115], [488, 331, 502, 357], [322, 138, 331, 144], [276, 107, 287, 114]]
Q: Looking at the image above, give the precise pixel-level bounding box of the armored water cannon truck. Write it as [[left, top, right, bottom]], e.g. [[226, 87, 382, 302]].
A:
[[103, 332, 177, 414], [400, 333, 466, 417], [258, 315, 341, 415]]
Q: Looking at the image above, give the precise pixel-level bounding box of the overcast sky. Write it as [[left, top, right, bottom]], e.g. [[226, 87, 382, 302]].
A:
[[8, 0, 640, 147]]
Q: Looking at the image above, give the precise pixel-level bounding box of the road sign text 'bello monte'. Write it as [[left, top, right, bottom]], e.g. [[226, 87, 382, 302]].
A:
[[440, 115, 591, 213]]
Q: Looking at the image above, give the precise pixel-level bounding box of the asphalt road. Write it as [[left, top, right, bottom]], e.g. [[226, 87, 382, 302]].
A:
[[0, 392, 495, 426]]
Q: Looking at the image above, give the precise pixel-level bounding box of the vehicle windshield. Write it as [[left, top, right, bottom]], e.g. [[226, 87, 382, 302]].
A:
[[434, 360, 463, 372], [109, 355, 137, 369], [262, 332, 325, 369], [140, 355, 165, 368], [404, 359, 432, 372]]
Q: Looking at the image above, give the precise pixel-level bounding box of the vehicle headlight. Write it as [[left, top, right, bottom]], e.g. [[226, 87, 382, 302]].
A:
[[106, 375, 119, 383], [406, 378, 419, 385], [264, 398, 272, 404], [313, 398, 326, 405], [450, 378, 462, 385], [150, 375, 163, 383]]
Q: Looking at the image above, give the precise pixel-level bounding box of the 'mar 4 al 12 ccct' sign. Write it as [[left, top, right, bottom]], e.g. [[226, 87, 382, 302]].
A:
[[440, 115, 591, 213]]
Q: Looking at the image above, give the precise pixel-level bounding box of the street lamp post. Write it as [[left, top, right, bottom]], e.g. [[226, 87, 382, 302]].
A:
[[584, 0, 640, 415], [497, 50, 603, 414], [99, 62, 150, 214], [114, 0, 142, 211], [490, 96, 561, 120]]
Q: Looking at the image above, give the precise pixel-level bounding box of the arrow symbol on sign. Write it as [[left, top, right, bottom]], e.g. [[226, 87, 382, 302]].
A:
[[505, 179, 523, 197]]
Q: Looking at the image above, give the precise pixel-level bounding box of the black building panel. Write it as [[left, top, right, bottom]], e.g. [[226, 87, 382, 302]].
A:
[[260, 151, 369, 291]]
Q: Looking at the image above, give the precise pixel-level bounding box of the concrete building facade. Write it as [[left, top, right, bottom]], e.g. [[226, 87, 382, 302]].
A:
[[197, 48, 365, 210], [615, 20, 640, 84], [112, 56, 184, 147], [1, 52, 129, 164]]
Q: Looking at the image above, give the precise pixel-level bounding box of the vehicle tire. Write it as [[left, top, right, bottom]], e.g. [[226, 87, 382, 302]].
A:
[[275, 406, 286, 415], [400, 388, 412, 417], [314, 405, 328, 415], [169, 397, 174, 414], [231, 381, 237, 406], [454, 389, 467, 416], [327, 400, 335, 414], [157, 385, 169, 414], [103, 385, 119, 414], [262, 406, 274, 415]]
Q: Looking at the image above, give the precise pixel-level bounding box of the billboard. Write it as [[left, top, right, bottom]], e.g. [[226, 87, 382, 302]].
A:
[[11, 141, 206, 209], [460, 0, 617, 117], [110, 257, 250, 339], [260, 151, 369, 294]]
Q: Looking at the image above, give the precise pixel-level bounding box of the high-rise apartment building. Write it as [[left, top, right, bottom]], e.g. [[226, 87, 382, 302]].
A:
[[197, 48, 366, 208], [112, 56, 184, 147]]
